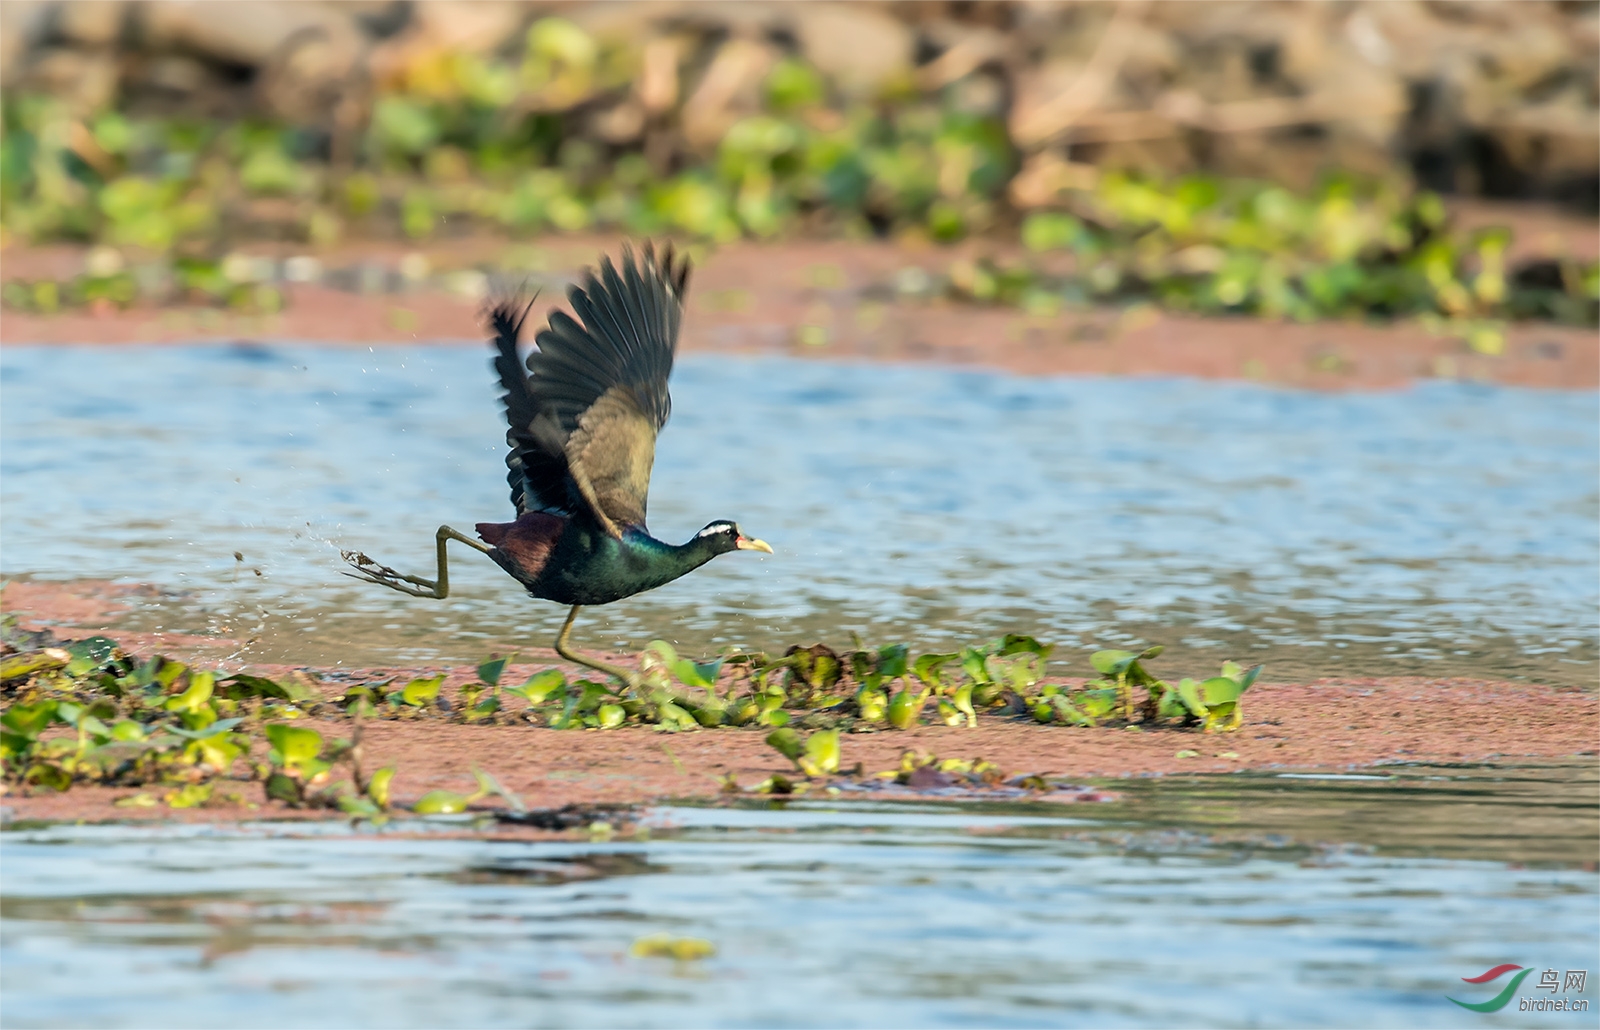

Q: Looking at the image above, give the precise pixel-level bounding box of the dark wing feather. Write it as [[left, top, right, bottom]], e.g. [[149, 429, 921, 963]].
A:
[[490, 242, 691, 536], [491, 296, 577, 517]]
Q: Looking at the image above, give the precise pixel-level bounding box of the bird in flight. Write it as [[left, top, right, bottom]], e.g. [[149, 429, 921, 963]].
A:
[[342, 242, 771, 686]]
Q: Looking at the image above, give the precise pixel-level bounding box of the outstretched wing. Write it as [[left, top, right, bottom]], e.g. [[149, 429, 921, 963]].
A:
[[490, 241, 691, 537]]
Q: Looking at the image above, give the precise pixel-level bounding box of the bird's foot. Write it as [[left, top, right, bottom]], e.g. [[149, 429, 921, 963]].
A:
[[340, 550, 443, 599]]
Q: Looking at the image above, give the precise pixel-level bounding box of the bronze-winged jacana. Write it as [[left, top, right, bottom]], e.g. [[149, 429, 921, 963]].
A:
[[341, 242, 771, 686]]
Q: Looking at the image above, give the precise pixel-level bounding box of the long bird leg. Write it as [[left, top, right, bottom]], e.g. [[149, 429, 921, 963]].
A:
[[341, 526, 491, 599], [554, 605, 639, 690]]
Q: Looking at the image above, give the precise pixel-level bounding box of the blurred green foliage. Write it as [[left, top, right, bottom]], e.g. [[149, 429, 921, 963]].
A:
[[1000, 175, 1597, 328], [1, 19, 1594, 328], [0, 40, 1013, 249]]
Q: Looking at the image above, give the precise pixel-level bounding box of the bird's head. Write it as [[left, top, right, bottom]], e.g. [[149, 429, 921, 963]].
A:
[[695, 520, 773, 556]]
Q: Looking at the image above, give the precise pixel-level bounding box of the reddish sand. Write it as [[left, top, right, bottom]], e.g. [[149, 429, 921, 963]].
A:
[[3, 579, 1595, 826], [2, 235, 1595, 389]]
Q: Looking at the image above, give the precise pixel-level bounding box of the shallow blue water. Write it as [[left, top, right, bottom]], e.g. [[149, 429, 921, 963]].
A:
[[3, 765, 1597, 1029], [2, 345, 1595, 682]]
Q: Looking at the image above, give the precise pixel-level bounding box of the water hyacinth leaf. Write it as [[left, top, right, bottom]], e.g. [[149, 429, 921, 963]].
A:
[[655, 701, 699, 732], [1175, 678, 1203, 715], [683, 657, 725, 689], [598, 703, 626, 729], [508, 669, 565, 705], [476, 656, 511, 688], [688, 699, 725, 728], [338, 795, 382, 818], [165, 670, 215, 713], [220, 673, 305, 701], [0, 649, 70, 682], [65, 636, 119, 663], [412, 790, 470, 815], [264, 772, 300, 803], [800, 729, 840, 776], [25, 762, 72, 791], [876, 643, 909, 679], [367, 766, 395, 809], [960, 647, 990, 685], [65, 654, 100, 678], [164, 782, 213, 809], [186, 734, 242, 773], [400, 675, 445, 707], [550, 681, 609, 729], [849, 649, 877, 689], [936, 699, 963, 726], [912, 653, 957, 687], [1225, 662, 1264, 691], [266, 723, 322, 771], [952, 683, 977, 727], [888, 686, 930, 729], [153, 660, 188, 690], [64, 636, 119, 676], [1050, 694, 1095, 727], [470, 768, 518, 809], [1197, 675, 1246, 707], [109, 719, 147, 742], [632, 934, 716, 961], [990, 653, 1043, 693], [765, 726, 803, 763], [166, 717, 244, 740], [1159, 687, 1191, 720], [1090, 650, 1139, 677], [992, 633, 1053, 660], [2, 701, 60, 738], [856, 687, 887, 722], [1075, 688, 1119, 721]]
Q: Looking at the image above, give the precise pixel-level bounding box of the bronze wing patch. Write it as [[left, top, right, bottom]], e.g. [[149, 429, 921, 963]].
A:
[[563, 385, 659, 537]]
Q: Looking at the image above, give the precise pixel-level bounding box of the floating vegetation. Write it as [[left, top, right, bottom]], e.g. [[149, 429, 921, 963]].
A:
[[1, 616, 1259, 811], [2, 45, 1592, 333], [997, 177, 1599, 331], [631, 934, 717, 961]]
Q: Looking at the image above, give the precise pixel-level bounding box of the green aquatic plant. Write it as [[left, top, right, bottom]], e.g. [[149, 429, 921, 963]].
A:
[[8, 51, 1587, 332], [461, 656, 513, 722], [0, 627, 1273, 813], [764, 726, 842, 778], [887, 682, 933, 729], [890, 750, 1005, 788], [396, 674, 445, 708], [506, 668, 566, 707], [631, 934, 716, 961], [1173, 661, 1263, 733], [1089, 645, 1169, 722], [262, 723, 333, 805], [410, 768, 521, 815]]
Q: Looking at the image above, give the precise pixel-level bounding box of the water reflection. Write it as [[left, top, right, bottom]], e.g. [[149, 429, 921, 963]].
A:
[[2, 345, 1594, 683], [1, 765, 1594, 1028]]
